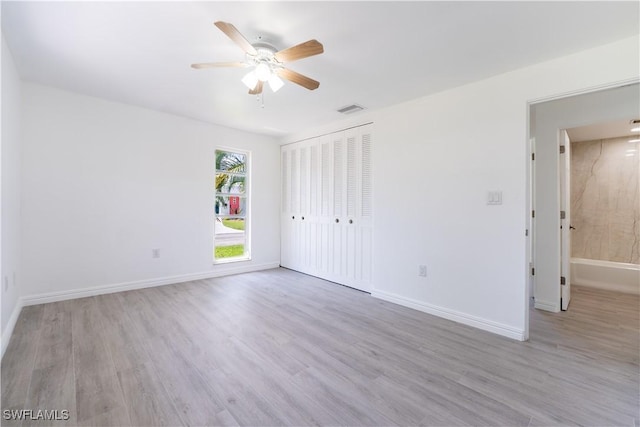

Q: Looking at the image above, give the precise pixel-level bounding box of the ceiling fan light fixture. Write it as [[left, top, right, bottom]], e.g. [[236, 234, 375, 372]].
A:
[[268, 74, 284, 92], [192, 22, 323, 94], [255, 63, 271, 82], [242, 70, 259, 90]]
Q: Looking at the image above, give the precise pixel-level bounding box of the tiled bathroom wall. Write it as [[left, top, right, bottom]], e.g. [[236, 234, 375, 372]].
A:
[[571, 136, 639, 264]]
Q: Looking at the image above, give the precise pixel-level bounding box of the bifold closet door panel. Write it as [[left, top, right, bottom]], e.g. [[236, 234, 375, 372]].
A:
[[307, 141, 321, 275], [317, 135, 334, 279], [356, 129, 373, 291], [355, 126, 373, 290], [281, 145, 301, 270], [297, 139, 322, 276], [281, 146, 292, 268], [330, 131, 347, 280]]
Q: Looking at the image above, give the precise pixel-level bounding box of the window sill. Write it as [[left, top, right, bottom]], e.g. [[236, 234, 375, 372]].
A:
[[213, 256, 251, 265]]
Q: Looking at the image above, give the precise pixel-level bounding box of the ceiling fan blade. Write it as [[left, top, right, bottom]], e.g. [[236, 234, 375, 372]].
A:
[[248, 80, 264, 95], [277, 68, 320, 90], [274, 40, 324, 63], [191, 62, 248, 69], [214, 21, 257, 55]]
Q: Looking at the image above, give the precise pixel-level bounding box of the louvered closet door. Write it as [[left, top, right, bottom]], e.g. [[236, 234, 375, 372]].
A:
[[280, 124, 373, 292], [330, 131, 347, 282], [317, 134, 334, 278], [297, 138, 320, 274], [306, 138, 321, 275], [337, 125, 373, 291], [298, 143, 309, 270], [356, 125, 373, 290], [343, 129, 359, 287]]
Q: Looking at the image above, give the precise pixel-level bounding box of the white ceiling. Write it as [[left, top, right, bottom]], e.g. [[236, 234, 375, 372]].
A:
[[2, 1, 639, 137], [567, 119, 640, 142]]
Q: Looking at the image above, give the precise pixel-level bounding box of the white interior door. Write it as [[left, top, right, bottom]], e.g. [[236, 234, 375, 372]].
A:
[[560, 130, 571, 310]]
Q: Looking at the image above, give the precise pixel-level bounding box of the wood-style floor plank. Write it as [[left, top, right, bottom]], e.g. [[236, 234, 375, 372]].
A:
[[70, 297, 131, 427], [22, 303, 76, 427], [1, 305, 44, 427], [2, 268, 638, 426]]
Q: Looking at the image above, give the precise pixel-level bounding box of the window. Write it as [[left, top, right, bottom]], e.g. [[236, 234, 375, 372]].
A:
[[214, 149, 249, 262]]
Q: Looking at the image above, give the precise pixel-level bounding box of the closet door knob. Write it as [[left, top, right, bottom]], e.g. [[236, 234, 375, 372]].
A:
[[292, 216, 295, 220], [349, 219, 353, 224], [302, 216, 305, 220], [335, 218, 339, 223]]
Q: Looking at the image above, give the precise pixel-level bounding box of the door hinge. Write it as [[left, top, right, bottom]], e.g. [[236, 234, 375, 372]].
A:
[[561, 276, 566, 285], [531, 267, 535, 276], [532, 210, 535, 218], [525, 229, 529, 236], [560, 145, 566, 154], [531, 153, 535, 161], [560, 210, 566, 220]]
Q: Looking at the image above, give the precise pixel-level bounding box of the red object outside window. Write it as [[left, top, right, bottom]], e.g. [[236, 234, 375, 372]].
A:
[[229, 196, 240, 214]]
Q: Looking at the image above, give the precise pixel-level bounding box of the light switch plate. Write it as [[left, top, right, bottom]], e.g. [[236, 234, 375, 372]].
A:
[[487, 190, 503, 205]]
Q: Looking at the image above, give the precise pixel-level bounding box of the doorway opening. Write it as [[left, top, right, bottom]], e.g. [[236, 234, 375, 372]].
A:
[[528, 81, 639, 318], [564, 120, 640, 295]]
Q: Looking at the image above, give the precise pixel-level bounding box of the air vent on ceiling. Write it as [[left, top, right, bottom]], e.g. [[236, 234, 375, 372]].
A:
[[337, 104, 365, 114], [630, 119, 640, 124]]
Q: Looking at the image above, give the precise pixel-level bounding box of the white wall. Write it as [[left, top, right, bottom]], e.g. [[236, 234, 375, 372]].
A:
[[283, 36, 639, 340], [571, 136, 639, 264], [21, 84, 280, 301], [1, 34, 23, 349]]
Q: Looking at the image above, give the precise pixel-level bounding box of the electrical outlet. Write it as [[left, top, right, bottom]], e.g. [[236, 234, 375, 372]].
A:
[[152, 249, 160, 259], [418, 265, 427, 277], [3, 276, 9, 292]]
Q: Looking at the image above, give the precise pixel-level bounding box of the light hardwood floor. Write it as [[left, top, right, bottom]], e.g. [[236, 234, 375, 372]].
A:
[[2, 268, 638, 426]]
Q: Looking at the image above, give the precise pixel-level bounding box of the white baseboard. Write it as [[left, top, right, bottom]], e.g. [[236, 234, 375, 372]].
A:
[[573, 279, 639, 295], [21, 262, 280, 306], [1, 298, 24, 360], [372, 290, 526, 341], [533, 299, 559, 312]]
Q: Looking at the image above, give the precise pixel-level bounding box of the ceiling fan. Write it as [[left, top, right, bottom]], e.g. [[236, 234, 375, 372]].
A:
[[191, 21, 324, 95]]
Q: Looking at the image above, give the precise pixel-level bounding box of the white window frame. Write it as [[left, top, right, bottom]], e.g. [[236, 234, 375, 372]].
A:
[[214, 147, 251, 264]]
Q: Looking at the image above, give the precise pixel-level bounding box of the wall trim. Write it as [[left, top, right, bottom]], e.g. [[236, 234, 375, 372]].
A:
[[527, 77, 640, 105], [573, 279, 639, 295], [534, 299, 558, 312], [1, 298, 24, 360], [372, 290, 526, 341], [21, 262, 280, 307]]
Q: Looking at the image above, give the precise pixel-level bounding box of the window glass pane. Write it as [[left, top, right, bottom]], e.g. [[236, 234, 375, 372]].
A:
[[215, 172, 245, 195], [215, 196, 246, 216], [214, 217, 245, 259], [216, 151, 246, 172]]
